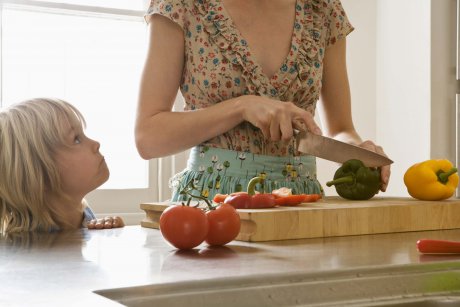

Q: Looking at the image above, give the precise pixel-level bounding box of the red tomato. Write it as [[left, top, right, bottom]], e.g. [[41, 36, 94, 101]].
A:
[[159, 205, 208, 250], [205, 203, 241, 246]]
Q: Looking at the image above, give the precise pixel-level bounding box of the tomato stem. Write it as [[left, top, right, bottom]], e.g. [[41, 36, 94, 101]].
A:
[[179, 177, 216, 211]]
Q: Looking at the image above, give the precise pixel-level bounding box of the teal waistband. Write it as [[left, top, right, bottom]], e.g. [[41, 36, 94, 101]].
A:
[[169, 146, 322, 202]]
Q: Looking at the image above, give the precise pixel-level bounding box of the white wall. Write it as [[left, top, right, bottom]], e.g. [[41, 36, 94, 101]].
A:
[[318, 0, 378, 196], [430, 0, 457, 162], [376, 0, 432, 196], [375, 0, 456, 197]]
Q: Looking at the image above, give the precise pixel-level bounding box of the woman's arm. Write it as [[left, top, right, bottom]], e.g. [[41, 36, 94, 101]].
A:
[[319, 38, 391, 191], [136, 15, 244, 159], [319, 38, 360, 143]]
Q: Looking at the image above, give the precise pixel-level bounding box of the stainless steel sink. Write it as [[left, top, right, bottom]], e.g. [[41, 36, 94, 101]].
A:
[[95, 262, 460, 307]]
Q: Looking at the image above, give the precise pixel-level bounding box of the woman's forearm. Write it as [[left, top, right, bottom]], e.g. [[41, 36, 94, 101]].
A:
[[328, 130, 363, 145], [135, 96, 246, 159]]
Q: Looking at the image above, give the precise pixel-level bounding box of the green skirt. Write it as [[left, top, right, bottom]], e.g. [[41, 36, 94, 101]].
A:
[[169, 146, 322, 202]]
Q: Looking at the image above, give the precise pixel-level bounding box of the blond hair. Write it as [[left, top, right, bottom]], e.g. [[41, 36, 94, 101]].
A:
[[0, 98, 86, 233]]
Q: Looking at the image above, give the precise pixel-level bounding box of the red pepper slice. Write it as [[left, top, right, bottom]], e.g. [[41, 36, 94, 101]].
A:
[[224, 177, 276, 209], [213, 192, 246, 204], [417, 239, 460, 254], [302, 194, 322, 203], [213, 193, 228, 204], [274, 194, 322, 206], [274, 195, 306, 206]]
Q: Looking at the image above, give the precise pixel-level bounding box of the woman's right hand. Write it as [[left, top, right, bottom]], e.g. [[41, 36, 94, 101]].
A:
[[240, 95, 322, 141]]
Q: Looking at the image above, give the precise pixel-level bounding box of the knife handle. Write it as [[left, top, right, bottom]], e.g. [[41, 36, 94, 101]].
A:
[[417, 239, 460, 254]]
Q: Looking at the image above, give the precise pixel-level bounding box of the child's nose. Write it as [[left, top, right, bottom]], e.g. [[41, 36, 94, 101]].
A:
[[90, 138, 101, 152]]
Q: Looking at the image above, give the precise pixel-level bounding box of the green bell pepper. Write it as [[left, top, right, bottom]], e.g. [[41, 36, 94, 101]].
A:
[[326, 159, 381, 200]]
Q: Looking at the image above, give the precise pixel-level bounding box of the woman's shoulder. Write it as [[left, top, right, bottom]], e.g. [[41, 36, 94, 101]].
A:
[[300, 0, 353, 44], [147, 0, 196, 12], [145, 0, 200, 26]]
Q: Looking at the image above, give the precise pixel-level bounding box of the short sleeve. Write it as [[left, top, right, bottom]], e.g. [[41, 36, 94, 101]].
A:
[[144, 0, 187, 31], [325, 0, 354, 47]]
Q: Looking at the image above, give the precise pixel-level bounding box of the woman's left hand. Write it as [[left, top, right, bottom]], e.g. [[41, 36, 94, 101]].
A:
[[87, 216, 125, 229], [358, 140, 391, 192]]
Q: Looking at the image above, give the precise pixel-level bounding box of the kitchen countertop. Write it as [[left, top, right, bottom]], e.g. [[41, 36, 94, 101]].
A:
[[3, 225, 460, 306]]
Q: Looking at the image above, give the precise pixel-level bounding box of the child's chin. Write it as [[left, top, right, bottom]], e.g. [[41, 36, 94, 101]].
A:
[[102, 170, 110, 184], [97, 168, 110, 187]]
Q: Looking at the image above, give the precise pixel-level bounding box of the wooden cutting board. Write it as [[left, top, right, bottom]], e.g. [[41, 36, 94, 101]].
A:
[[140, 197, 460, 242]]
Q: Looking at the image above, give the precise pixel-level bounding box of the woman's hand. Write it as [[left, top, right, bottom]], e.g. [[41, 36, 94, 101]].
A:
[[240, 95, 322, 141], [87, 216, 125, 229], [358, 140, 391, 192]]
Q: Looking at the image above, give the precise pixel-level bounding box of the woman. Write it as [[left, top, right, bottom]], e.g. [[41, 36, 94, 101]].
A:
[[136, 0, 391, 201]]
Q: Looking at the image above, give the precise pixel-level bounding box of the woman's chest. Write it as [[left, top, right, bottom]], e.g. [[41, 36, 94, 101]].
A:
[[222, 0, 297, 78], [182, 0, 326, 106]]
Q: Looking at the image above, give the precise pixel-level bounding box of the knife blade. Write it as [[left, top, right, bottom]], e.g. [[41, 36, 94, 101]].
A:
[[296, 131, 393, 167]]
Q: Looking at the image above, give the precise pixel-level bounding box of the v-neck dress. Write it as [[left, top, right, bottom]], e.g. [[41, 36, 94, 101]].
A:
[[145, 0, 354, 157], [145, 0, 354, 200]]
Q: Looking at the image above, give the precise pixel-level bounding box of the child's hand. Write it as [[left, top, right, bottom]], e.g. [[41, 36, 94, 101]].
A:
[[87, 216, 125, 229]]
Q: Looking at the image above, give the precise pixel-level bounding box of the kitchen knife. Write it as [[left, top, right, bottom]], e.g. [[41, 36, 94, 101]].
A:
[[296, 131, 393, 167]]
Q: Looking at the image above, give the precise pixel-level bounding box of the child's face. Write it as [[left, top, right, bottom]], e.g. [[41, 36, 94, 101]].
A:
[[54, 120, 109, 200]]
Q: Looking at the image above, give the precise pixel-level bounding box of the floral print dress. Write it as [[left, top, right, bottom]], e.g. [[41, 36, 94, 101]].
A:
[[145, 0, 354, 156]]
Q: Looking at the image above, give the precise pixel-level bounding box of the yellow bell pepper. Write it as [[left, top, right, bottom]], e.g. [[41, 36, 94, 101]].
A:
[[404, 159, 459, 201]]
